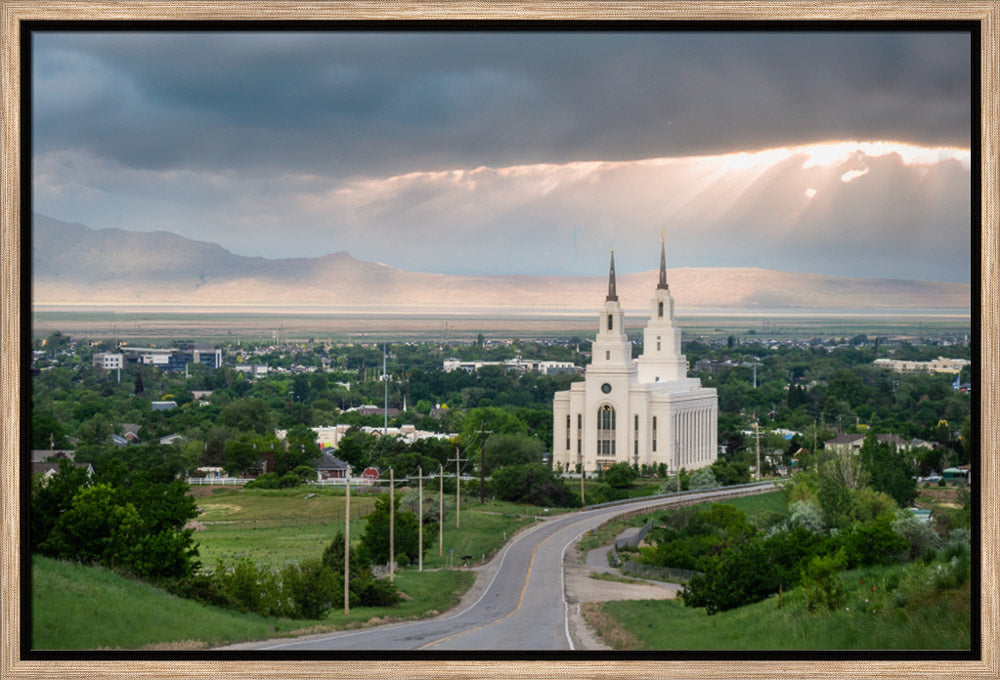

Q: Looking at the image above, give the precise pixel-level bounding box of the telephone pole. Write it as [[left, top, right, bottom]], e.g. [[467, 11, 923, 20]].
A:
[[389, 468, 395, 582], [478, 422, 493, 504], [417, 466, 424, 572], [438, 464, 444, 556], [448, 449, 468, 528], [344, 476, 350, 615], [754, 415, 761, 481]]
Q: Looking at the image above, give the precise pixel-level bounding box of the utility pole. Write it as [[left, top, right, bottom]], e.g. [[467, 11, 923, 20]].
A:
[[438, 464, 444, 556], [754, 415, 761, 481], [344, 476, 350, 615], [448, 449, 467, 528], [383, 343, 388, 436], [389, 468, 395, 582], [478, 422, 493, 505], [417, 465, 423, 572]]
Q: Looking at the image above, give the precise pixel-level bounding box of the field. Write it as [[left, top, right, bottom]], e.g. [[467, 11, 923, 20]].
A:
[[191, 486, 565, 571], [31, 308, 970, 345]]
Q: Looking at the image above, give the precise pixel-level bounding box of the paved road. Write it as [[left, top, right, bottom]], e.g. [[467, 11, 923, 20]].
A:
[[244, 483, 777, 651]]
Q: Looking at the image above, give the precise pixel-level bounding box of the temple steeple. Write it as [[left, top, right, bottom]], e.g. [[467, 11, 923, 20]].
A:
[[606, 249, 618, 301], [657, 230, 668, 290]]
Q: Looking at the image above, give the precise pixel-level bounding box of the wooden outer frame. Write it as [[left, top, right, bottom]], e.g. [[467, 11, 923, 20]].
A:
[[1, 2, 996, 679]]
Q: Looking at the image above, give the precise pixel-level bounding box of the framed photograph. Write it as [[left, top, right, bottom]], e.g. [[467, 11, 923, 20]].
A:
[[2, 2, 996, 679]]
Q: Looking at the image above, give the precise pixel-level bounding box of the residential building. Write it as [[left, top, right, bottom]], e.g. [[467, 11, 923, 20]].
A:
[[873, 356, 970, 375]]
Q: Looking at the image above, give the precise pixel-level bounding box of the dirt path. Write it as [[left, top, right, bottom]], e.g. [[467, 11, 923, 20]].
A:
[[564, 543, 680, 649]]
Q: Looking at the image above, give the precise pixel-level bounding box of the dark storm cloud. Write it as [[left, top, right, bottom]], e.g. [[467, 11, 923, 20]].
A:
[[33, 31, 971, 178]]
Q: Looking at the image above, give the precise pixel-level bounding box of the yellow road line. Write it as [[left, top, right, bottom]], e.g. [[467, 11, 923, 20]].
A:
[[418, 520, 562, 649]]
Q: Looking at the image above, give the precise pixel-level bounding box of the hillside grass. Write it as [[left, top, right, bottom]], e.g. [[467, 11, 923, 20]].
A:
[[577, 490, 786, 554], [31, 554, 474, 650], [587, 561, 972, 651]]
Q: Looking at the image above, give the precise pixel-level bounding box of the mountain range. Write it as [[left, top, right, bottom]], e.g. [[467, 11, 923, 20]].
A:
[[31, 214, 970, 314]]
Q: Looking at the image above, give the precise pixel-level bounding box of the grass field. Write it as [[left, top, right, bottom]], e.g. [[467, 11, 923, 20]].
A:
[[32, 554, 474, 650], [192, 486, 560, 570], [588, 562, 971, 650]]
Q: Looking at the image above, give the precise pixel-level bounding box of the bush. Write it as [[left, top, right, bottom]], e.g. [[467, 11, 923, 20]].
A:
[[604, 462, 638, 489], [244, 472, 303, 489], [360, 493, 425, 566], [689, 466, 718, 490], [801, 551, 847, 611], [682, 538, 778, 614], [836, 513, 908, 568], [892, 511, 942, 560], [490, 463, 578, 507]]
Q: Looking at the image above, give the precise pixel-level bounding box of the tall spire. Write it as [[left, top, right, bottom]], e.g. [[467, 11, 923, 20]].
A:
[[658, 230, 669, 290], [606, 249, 618, 301]]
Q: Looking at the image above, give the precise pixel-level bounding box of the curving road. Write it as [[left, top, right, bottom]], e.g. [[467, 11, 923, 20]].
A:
[[243, 483, 777, 651]]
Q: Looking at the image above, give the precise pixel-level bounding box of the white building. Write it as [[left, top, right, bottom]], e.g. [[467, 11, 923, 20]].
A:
[[93, 353, 124, 370], [443, 357, 577, 375], [873, 356, 970, 375], [552, 239, 718, 474]]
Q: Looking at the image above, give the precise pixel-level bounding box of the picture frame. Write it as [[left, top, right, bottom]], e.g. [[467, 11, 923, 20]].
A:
[[2, 2, 996, 678]]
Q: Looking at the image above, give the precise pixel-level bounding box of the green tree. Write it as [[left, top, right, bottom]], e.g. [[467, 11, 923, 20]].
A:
[[480, 432, 545, 475], [490, 463, 577, 507], [360, 493, 424, 566], [859, 431, 917, 507], [603, 462, 638, 489]]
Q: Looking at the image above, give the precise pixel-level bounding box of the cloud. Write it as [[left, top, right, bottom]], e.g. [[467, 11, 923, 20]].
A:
[[35, 141, 971, 283], [32, 31, 971, 178], [30, 30, 972, 283]]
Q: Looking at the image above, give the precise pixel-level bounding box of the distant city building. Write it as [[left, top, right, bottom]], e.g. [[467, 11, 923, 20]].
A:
[[553, 238, 718, 474], [873, 356, 970, 375], [233, 364, 269, 378], [443, 357, 579, 375], [277, 424, 455, 450], [120, 345, 222, 370], [824, 433, 933, 455], [93, 352, 125, 370]]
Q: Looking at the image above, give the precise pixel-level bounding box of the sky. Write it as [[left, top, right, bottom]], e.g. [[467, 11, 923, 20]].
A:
[[31, 30, 973, 282]]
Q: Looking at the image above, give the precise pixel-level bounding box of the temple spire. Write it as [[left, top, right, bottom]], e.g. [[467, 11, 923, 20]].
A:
[[606, 249, 618, 301], [657, 230, 669, 290]]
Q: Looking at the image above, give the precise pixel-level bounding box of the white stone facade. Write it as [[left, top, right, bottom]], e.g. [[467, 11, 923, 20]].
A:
[[552, 241, 718, 474]]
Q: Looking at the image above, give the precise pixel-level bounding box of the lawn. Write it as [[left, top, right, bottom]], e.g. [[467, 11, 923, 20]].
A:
[[31, 554, 474, 650], [193, 486, 562, 571]]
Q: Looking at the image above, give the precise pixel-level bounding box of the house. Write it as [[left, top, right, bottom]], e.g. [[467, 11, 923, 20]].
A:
[[159, 433, 185, 446], [111, 434, 129, 447], [823, 433, 925, 456], [942, 466, 970, 484], [122, 423, 142, 443], [31, 461, 93, 481], [151, 400, 177, 411], [30, 449, 75, 463], [316, 451, 350, 480]]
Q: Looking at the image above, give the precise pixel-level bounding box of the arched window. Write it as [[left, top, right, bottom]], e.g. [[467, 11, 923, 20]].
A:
[[597, 404, 616, 456]]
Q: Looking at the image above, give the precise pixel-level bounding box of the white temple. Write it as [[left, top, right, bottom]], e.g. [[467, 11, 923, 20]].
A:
[[552, 237, 718, 474]]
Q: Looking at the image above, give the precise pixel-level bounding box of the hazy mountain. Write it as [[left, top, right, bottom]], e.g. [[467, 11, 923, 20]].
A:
[[31, 214, 970, 313]]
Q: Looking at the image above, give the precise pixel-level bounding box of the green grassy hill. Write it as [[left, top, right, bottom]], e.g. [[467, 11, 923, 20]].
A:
[[31, 555, 472, 650], [586, 560, 972, 651]]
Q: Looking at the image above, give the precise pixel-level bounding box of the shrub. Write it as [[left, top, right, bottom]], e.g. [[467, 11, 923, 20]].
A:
[[801, 551, 847, 611], [836, 513, 908, 568], [689, 466, 719, 490], [892, 511, 942, 560]]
